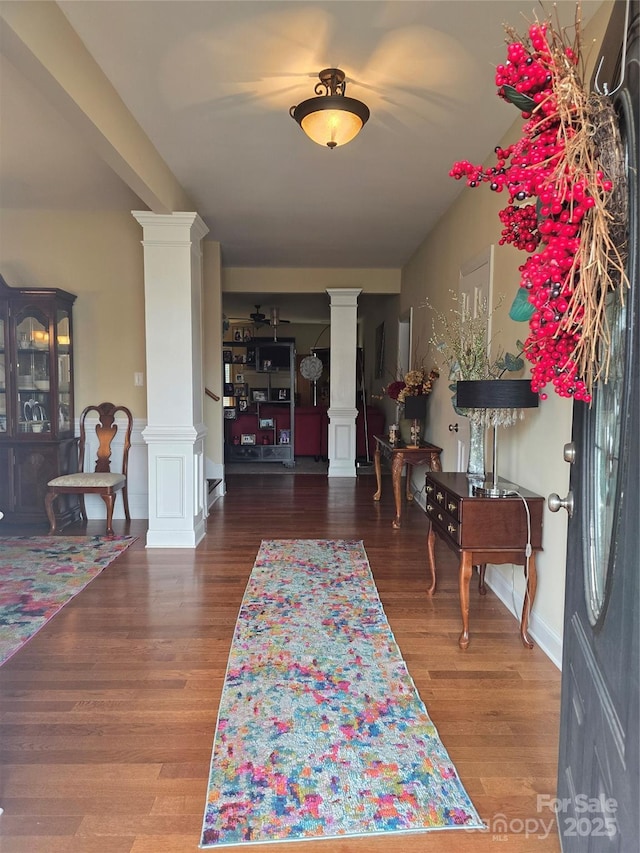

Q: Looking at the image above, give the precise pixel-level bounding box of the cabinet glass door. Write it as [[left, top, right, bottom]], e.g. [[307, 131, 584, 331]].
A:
[[0, 311, 6, 433], [16, 308, 50, 435], [57, 308, 72, 432]]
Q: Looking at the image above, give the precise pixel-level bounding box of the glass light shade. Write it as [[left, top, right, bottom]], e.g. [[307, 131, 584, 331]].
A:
[[291, 89, 370, 149], [300, 103, 365, 148]]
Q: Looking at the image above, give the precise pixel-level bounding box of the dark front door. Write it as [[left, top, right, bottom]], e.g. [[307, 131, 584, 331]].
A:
[[555, 4, 639, 850]]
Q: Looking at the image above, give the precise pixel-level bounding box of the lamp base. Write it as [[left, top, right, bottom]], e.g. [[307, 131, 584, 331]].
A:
[[472, 479, 520, 499]]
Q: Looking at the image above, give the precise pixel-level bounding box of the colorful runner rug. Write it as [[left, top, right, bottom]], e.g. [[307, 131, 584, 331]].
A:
[[200, 539, 484, 847], [0, 535, 135, 665]]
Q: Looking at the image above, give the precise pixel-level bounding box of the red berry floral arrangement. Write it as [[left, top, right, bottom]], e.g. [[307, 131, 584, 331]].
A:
[[450, 6, 628, 402]]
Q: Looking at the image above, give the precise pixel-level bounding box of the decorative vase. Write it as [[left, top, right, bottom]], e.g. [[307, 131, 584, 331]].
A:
[[467, 418, 485, 479]]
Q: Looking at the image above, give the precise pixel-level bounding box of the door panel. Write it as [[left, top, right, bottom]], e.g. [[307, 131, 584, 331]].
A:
[[556, 4, 639, 850]]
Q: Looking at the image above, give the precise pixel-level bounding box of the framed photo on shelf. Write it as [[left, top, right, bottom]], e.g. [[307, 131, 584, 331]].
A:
[[259, 417, 275, 429], [223, 349, 232, 363], [241, 433, 256, 445], [223, 407, 237, 420], [238, 399, 248, 413], [252, 388, 268, 402], [278, 428, 290, 445], [235, 372, 245, 383], [277, 388, 290, 401], [234, 383, 248, 397], [223, 382, 234, 396]]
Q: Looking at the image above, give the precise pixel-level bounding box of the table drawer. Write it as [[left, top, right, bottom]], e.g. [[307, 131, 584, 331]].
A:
[[426, 472, 544, 552], [426, 482, 460, 545], [427, 476, 460, 519]]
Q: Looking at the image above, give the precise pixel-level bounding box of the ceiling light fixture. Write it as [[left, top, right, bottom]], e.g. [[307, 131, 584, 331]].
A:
[[289, 68, 370, 150]]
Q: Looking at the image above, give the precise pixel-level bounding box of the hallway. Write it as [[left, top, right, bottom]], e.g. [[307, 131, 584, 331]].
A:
[[0, 473, 561, 852]]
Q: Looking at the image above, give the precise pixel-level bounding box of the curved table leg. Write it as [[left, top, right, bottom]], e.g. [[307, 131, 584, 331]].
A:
[[405, 467, 414, 502], [458, 551, 473, 649], [426, 523, 437, 595], [430, 450, 443, 472], [520, 554, 537, 648], [478, 564, 487, 595], [391, 452, 405, 528], [373, 446, 382, 501]]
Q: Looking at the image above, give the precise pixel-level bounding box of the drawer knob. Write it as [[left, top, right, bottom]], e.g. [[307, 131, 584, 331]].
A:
[[448, 501, 456, 512], [447, 523, 457, 535], [436, 491, 444, 502]]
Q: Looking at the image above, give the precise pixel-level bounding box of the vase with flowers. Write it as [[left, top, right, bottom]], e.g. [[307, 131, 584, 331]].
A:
[[382, 365, 439, 448]]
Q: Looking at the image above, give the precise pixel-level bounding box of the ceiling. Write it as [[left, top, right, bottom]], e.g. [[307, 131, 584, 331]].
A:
[[1, 0, 601, 276]]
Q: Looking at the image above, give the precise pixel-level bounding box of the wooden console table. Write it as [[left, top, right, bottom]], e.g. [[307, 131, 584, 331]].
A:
[[425, 471, 544, 649], [373, 436, 442, 529]]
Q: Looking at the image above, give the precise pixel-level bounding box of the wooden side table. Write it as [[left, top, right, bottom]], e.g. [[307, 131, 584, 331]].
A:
[[373, 435, 442, 528], [425, 471, 544, 649]]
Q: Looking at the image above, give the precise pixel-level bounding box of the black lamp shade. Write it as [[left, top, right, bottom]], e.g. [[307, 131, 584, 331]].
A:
[[455, 379, 539, 409], [403, 395, 428, 419]]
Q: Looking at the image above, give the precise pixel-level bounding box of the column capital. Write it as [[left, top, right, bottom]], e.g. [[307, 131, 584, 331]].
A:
[[132, 211, 209, 242], [326, 288, 362, 308]]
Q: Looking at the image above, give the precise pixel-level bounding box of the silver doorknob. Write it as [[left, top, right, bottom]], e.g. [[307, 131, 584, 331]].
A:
[[449, 423, 458, 432], [548, 491, 574, 518], [563, 442, 576, 464]]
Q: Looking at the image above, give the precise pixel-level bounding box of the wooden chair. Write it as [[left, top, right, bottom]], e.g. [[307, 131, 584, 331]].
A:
[[45, 402, 133, 535]]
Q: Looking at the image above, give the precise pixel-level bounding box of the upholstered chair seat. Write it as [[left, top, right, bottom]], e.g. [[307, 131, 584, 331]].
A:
[[48, 473, 125, 488]]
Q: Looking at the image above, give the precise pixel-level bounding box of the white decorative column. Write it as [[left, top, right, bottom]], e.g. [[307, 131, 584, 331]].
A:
[[133, 212, 209, 548], [326, 288, 361, 477]]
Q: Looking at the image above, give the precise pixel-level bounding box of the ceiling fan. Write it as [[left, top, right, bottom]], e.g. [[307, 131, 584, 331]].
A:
[[239, 305, 291, 340]]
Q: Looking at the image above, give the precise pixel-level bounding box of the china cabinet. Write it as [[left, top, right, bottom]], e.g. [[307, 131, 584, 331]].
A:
[[0, 275, 80, 526], [222, 340, 295, 465]]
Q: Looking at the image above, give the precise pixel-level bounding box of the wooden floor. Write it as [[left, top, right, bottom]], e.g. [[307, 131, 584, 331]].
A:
[[0, 473, 562, 852]]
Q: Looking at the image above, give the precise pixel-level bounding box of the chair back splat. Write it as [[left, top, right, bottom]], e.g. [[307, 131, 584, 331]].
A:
[[45, 402, 133, 536], [81, 402, 132, 476]]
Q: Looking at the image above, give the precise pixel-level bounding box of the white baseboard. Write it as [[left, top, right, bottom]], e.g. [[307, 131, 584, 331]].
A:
[[483, 566, 562, 669], [145, 522, 206, 549]]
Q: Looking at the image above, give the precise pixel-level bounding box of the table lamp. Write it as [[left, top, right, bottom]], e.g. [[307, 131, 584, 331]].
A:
[[403, 394, 428, 448], [456, 379, 539, 497]]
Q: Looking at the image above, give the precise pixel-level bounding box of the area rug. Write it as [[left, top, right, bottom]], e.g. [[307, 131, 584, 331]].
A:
[[200, 539, 484, 848], [0, 535, 136, 665]]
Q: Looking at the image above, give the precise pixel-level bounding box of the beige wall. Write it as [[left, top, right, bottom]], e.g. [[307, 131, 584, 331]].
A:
[[223, 267, 401, 294], [0, 209, 147, 416]]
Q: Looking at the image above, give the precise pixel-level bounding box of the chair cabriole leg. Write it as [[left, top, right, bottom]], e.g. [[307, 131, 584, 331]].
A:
[[44, 492, 58, 534], [101, 493, 116, 536]]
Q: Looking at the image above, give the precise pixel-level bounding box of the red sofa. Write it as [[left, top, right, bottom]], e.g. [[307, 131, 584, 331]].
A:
[[227, 404, 384, 460]]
